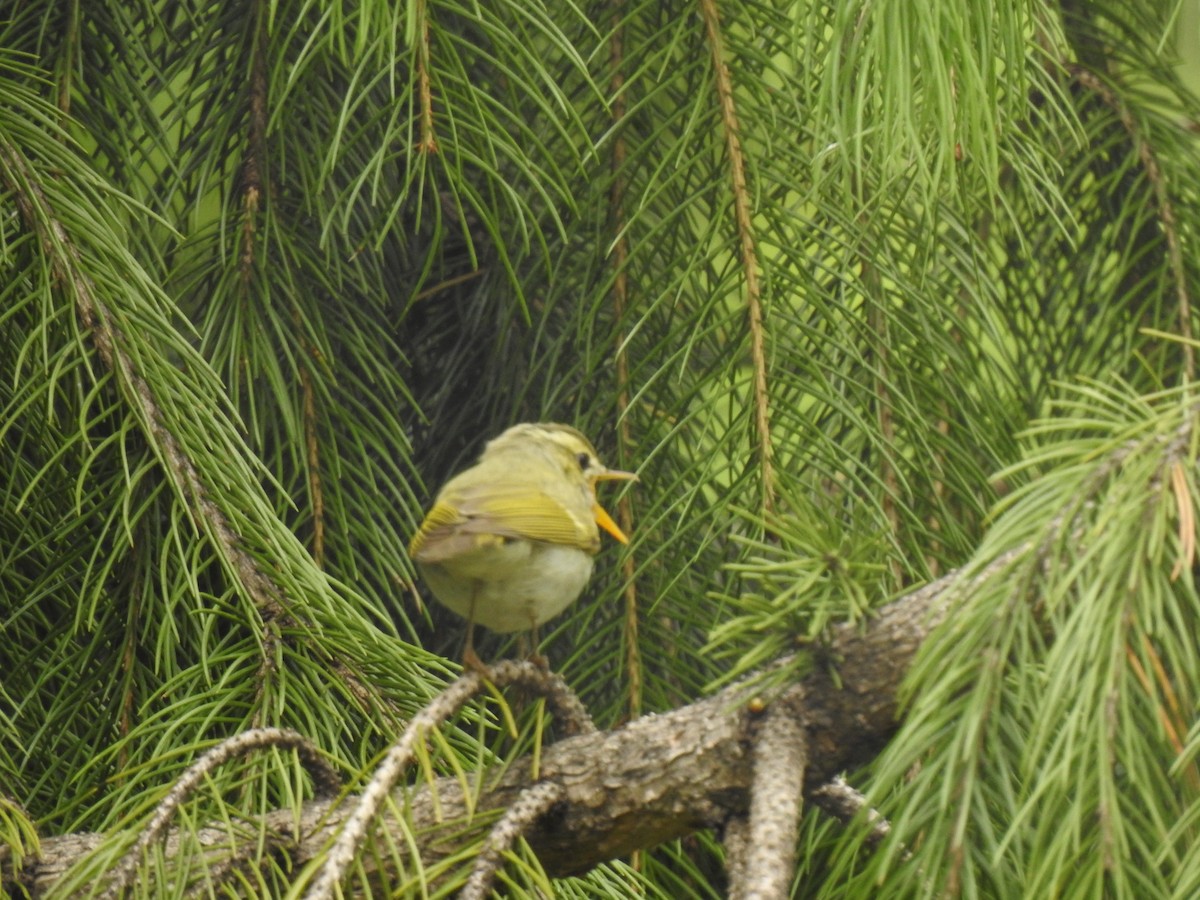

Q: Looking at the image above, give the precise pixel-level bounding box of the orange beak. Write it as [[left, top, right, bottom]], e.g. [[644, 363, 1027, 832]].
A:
[[590, 468, 638, 544], [593, 502, 629, 544]]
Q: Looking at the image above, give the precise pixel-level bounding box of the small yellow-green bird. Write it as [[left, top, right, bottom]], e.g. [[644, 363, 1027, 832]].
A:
[[409, 423, 636, 669]]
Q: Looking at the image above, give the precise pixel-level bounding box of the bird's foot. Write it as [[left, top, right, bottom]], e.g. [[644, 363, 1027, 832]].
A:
[[520, 625, 551, 670], [462, 646, 490, 675]]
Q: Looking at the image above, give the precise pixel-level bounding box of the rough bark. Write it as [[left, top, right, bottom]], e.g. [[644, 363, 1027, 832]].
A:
[[6, 575, 954, 896]]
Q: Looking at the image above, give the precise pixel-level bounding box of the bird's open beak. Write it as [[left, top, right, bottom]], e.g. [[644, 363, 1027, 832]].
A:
[[590, 468, 637, 544], [593, 503, 628, 544]]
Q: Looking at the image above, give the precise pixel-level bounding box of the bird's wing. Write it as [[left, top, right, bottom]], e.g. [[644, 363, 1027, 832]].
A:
[[408, 501, 468, 560], [409, 484, 597, 563]]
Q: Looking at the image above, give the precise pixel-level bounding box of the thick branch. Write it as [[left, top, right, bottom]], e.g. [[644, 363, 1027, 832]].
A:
[[729, 687, 809, 900], [11, 576, 953, 895]]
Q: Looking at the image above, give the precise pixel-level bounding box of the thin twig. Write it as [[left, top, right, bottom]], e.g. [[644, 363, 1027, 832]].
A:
[[1069, 64, 1194, 383], [240, 2, 326, 570], [410, 268, 485, 302], [100, 728, 337, 899], [459, 781, 564, 900], [0, 139, 289, 621], [608, 0, 643, 721], [303, 660, 593, 899], [698, 0, 775, 512], [239, 5, 268, 281], [416, 0, 438, 153], [0, 134, 405, 748], [810, 776, 895, 850]]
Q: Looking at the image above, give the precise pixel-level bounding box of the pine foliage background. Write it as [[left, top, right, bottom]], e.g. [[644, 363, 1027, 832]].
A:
[[1, 0, 1199, 896]]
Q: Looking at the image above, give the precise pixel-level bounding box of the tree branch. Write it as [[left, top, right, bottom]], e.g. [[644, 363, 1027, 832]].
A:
[[728, 687, 809, 899], [9, 574, 955, 896], [698, 0, 774, 512]]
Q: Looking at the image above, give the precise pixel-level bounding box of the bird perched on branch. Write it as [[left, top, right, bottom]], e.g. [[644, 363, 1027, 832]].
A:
[[410, 423, 636, 670]]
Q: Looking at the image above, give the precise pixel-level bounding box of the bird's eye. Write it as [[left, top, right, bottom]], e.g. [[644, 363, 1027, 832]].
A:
[[576, 452, 591, 470]]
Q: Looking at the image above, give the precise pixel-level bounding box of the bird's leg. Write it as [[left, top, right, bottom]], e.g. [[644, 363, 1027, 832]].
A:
[[462, 591, 487, 674], [527, 619, 549, 670], [462, 621, 487, 673]]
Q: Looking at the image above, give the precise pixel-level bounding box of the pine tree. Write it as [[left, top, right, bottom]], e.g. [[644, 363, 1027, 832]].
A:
[[2, 0, 1199, 896]]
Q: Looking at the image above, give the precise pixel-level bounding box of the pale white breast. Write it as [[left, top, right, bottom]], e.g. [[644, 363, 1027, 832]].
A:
[[419, 541, 595, 633]]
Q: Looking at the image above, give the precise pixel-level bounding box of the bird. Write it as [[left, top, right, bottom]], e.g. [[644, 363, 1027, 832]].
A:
[[409, 422, 636, 670]]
